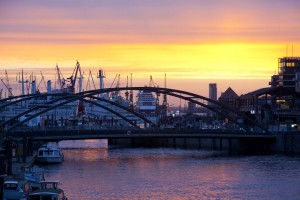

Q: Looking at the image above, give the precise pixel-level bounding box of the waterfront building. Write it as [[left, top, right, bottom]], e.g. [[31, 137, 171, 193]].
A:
[[239, 56, 300, 131], [270, 57, 300, 92]]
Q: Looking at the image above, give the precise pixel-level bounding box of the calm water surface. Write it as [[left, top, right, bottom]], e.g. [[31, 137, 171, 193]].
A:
[[38, 140, 300, 200]]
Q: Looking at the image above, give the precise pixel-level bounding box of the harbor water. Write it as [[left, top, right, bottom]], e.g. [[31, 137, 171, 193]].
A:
[[37, 140, 300, 200]]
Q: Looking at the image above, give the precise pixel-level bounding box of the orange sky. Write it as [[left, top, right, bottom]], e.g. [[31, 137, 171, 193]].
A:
[[0, 0, 300, 99]]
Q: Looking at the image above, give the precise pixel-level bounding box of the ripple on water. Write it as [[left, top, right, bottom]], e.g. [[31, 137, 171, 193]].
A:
[[38, 145, 300, 200]]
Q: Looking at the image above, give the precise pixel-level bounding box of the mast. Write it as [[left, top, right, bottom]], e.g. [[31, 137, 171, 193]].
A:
[[125, 75, 129, 100], [130, 73, 133, 102], [163, 73, 168, 106], [130, 73, 133, 109], [21, 68, 25, 95]]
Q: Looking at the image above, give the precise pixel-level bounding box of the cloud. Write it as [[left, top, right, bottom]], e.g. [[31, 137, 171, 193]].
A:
[[1, 0, 300, 44]]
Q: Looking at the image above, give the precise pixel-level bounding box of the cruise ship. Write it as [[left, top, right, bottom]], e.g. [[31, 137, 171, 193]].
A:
[[135, 88, 158, 123]]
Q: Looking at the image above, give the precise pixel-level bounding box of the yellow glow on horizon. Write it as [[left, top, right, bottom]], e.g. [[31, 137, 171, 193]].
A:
[[0, 42, 297, 80]]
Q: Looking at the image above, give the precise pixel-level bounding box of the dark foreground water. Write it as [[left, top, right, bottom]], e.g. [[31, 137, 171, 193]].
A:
[[38, 140, 300, 200]]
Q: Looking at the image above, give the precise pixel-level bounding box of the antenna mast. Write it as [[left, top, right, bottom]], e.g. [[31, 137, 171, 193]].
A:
[[130, 73, 133, 106], [163, 73, 168, 106], [125, 75, 129, 100]]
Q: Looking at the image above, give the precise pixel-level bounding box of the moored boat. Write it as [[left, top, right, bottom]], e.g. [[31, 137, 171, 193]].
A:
[[3, 180, 25, 200], [36, 144, 64, 164], [29, 181, 67, 200], [22, 166, 45, 190]]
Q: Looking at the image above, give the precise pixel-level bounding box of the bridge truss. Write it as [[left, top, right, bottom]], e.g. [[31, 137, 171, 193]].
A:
[[0, 87, 269, 134]]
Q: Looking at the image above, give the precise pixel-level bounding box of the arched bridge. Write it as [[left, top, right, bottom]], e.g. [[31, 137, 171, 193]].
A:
[[0, 87, 269, 135]]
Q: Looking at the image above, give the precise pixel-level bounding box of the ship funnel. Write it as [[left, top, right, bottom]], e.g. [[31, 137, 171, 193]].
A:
[[47, 80, 52, 93], [97, 69, 106, 98]]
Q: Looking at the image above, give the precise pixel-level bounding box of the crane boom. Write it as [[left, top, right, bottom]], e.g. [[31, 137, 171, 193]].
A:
[[5, 69, 10, 89], [56, 64, 66, 89], [67, 61, 81, 93], [37, 71, 47, 91], [1, 79, 13, 97], [86, 70, 96, 90]]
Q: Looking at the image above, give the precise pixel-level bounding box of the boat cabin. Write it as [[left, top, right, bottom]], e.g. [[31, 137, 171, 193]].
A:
[[29, 181, 67, 200], [3, 180, 24, 200]]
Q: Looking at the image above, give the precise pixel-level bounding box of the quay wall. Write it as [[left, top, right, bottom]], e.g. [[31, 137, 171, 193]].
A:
[[274, 132, 300, 154], [109, 132, 300, 155], [108, 137, 263, 154]]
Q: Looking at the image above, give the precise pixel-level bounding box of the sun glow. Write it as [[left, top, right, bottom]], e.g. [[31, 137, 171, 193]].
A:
[[0, 42, 292, 80]]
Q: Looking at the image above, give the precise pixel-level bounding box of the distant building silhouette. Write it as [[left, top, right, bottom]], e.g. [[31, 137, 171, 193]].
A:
[[219, 87, 239, 109], [208, 83, 217, 105]]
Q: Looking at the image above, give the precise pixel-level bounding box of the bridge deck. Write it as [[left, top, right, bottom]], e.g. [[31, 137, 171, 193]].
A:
[[7, 128, 276, 141]]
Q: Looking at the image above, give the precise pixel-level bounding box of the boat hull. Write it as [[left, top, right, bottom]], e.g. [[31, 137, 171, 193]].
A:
[[36, 156, 63, 164]]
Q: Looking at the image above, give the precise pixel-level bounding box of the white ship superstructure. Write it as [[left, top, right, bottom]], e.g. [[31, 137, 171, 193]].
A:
[[135, 88, 158, 123]]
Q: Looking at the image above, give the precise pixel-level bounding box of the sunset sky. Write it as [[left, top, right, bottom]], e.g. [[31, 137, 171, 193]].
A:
[[1, 0, 300, 99]]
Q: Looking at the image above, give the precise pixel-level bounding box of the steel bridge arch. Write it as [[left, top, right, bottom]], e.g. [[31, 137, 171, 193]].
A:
[[82, 87, 267, 132], [1, 93, 153, 128], [6, 95, 140, 131], [1, 93, 81, 127], [1, 86, 268, 132]]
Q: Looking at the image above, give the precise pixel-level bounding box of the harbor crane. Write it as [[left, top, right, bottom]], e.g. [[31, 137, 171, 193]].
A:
[[67, 61, 81, 93], [1, 69, 13, 97], [109, 74, 121, 99], [55, 64, 66, 89], [149, 75, 160, 106], [86, 70, 96, 91], [37, 71, 47, 92]]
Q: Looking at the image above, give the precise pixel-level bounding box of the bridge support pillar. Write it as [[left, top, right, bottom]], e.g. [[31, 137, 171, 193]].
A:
[[228, 138, 232, 154], [219, 138, 223, 151], [198, 138, 201, 149], [131, 138, 135, 146], [27, 138, 33, 156], [173, 138, 176, 148], [22, 136, 27, 163], [5, 140, 12, 175], [212, 138, 216, 150]]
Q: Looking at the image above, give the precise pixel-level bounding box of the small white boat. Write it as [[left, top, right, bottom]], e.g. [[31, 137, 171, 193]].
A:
[[29, 181, 68, 200], [3, 180, 25, 200], [36, 144, 64, 164]]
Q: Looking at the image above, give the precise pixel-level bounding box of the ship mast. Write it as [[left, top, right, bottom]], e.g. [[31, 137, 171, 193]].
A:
[[163, 73, 168, 106], [125, 75, 129, 100], [130, 73, 133, 109]]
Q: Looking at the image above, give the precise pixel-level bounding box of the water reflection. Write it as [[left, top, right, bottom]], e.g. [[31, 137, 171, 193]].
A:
[[39, 144, 300, 200], [59, 139, 107, 149]]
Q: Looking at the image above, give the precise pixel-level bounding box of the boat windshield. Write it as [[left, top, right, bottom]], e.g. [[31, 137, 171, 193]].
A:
[[4, 183, 18, 190]]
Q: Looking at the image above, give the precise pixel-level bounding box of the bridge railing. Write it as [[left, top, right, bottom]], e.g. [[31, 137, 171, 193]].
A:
[[6, 125, 270, 137]]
